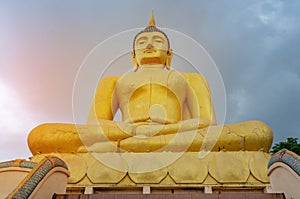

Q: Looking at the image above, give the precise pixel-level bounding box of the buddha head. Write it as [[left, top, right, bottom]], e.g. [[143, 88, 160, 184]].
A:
[[132, 12, 173, 71]]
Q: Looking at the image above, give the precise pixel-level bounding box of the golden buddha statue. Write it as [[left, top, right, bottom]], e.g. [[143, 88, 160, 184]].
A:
[[26, 13, 275, 188], [28, 13, 273, 156]]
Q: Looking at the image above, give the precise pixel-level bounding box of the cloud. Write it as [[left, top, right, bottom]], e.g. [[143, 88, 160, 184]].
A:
[[222, 1, 300, 143], [0, 81, 35, 161]]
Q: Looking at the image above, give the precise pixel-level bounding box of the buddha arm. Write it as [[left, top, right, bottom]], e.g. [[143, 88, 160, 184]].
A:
[[86, 76, 133, 141], [182, 73, 217, 126], [87, 76, 120, 124]]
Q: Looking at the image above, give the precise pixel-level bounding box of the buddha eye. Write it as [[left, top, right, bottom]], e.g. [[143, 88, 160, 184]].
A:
[[136, 37, 148, 46], [152, 36, 164, 44], [138, 41, 146, 45]]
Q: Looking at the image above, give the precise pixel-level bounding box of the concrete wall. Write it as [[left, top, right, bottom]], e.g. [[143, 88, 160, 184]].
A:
[[268, 161, 300, 199]]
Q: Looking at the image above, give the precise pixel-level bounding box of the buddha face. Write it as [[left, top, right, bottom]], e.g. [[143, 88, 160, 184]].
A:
[[133, 31, 170, 67]]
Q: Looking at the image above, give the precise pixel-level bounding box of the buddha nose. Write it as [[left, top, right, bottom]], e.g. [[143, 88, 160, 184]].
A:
[[146, 43, 154, 49]]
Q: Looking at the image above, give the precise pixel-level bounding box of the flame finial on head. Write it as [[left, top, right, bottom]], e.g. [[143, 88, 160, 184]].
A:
[[148, 11, 156, 27]]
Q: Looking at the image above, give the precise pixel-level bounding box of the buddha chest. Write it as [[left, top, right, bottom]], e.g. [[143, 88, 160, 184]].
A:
[[115, 70, 188, 124]]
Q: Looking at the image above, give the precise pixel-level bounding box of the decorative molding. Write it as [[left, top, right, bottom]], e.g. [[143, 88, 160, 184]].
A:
[[5, 156, 68, 199], [268, 149, 300, 176], [0, 159, 36, 169]]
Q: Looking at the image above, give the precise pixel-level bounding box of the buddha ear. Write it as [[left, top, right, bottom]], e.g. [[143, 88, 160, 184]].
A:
[[165, 49, 173, 70], [132, 51, 139, 72]]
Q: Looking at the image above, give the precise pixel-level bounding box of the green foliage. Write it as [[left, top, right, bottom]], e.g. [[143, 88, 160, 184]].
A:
[[271, 137, 300, 155]]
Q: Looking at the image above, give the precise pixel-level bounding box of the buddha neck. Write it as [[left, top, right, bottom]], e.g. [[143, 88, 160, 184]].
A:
[[139, 64, 165, 72]]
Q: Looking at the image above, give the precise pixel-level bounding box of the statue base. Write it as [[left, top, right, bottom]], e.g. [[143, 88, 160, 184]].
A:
[[30, 151, 272, 194]]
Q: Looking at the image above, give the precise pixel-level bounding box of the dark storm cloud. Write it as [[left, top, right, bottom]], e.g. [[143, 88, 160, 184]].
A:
[[206, 1, 300, 142]]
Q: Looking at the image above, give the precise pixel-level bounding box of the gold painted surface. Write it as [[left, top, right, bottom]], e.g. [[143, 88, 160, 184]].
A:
[[87, 76, 119, 122], [120, 130, 198, 152], [203, 173, 218, 185], [120, 136, 167, 152], [159, 174, 176, 185], [92, 152, 128, 172], [87, 141, 118, 153], [83, 152, 127, 183], [87, 160, 126, 184], [208, 151, 250, 183], [118, 120, 272, 153], [123, 152, 173, 173], [246, 174, 265, 184], [127, 84, 181, 124], [123, 153, 168, 183], [61, 154, 87, 184], [210, 126, 244, 151], [182, 72, 216, 125], [148, 12, 156, 27], [28, 119, 273, 154], [75, 176, 93, 185], [118, 175, 135, 185], [115, 70, 192, 125], [28, 123, 84, 155], [227, 120, 273, 151], [79, 152, 97, 165], [128, 169, 168, 184], [168, 152, 209, 183], [30, 153, 62, 163], [30, 154, 47, 163], [29, 151, 272, 186], [249, 152, 271, 183]]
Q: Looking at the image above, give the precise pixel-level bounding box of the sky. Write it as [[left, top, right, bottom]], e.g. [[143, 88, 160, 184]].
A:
[[0, 0, 299, 161]]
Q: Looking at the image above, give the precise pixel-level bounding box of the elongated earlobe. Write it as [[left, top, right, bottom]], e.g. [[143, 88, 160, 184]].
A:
[[132, 51, 139, 72], [165, 49, 173, 70]]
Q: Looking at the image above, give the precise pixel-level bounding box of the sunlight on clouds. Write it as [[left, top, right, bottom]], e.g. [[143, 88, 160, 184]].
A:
[[0, 81, 34, 161], [0, 83, 25, 132]]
